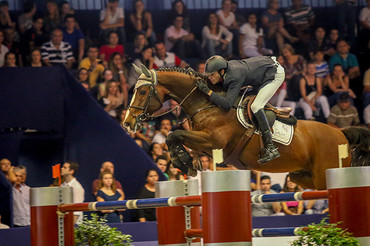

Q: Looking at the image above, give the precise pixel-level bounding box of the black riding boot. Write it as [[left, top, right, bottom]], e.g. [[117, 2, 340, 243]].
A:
[[254, 109, 280, 164]]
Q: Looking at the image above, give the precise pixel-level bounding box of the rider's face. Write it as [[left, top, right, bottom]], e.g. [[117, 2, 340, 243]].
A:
[[208, 71, 221, 84]]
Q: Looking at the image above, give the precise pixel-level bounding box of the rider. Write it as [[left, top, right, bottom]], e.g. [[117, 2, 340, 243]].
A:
[[196, 55, 285, 164]]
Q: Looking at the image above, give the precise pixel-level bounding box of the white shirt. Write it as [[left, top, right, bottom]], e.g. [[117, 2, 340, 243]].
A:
[[201, 25, 233, 47], [100, 7, 124, 25], [239, 23, 263, 49], [216, 9, 235, 28], [62, 178, 85, 223], [165, 25, 189, 51], [0, 44, 9, 67], [13, 184, 30, 226], [359, 7, 370, 28], [152, 132, 167, 144]]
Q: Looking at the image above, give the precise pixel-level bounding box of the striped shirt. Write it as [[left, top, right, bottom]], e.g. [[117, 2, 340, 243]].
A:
[[41, 41, 74, 65], [314, 62, 329, 78], [284, 5, 315, 26]]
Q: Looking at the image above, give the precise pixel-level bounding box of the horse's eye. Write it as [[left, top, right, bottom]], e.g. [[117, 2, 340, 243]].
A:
[[140, 90, 146, 95]]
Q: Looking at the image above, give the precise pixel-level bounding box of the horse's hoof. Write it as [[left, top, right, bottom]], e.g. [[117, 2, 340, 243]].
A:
[[187, 168, 198, 177]]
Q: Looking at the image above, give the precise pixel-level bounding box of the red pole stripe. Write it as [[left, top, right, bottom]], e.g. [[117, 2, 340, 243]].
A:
[[185, 229, 203, 238], [175, 195, 202, 206], [301, 190, 328, 200], [58, 202, 91, 212]]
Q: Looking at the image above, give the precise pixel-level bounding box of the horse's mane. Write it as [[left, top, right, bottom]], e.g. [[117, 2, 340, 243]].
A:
[[156, 67, 224, 92]]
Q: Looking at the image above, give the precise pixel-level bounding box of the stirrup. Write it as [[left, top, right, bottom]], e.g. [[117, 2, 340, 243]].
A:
[[258, 147, 280, 164]]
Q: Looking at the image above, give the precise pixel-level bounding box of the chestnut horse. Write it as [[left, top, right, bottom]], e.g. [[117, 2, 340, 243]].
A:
[[123, 65, 369, 190]]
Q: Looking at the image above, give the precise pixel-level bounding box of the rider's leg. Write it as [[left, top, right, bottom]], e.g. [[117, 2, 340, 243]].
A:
[[251, 64, 284, 164]]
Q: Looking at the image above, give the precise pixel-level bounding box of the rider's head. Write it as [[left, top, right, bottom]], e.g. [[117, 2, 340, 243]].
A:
[[204, 55, 228, 84]]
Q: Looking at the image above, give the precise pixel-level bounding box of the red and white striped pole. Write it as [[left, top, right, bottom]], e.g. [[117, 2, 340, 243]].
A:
[[202, 170, 252, 245], [30, 187, 74, 246], [327, 166, 370, 246], [156, 179, 201, 246]]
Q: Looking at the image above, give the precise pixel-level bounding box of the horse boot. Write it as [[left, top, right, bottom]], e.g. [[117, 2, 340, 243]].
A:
[[254, 109, 280, 164]]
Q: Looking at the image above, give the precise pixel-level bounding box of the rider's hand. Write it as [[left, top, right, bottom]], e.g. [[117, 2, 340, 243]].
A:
[[196, 80, 211, 95]]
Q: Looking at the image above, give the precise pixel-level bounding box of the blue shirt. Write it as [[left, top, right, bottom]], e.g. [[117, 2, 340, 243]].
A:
[[62, 28, 85, 50], [329, 53, 359, 72]]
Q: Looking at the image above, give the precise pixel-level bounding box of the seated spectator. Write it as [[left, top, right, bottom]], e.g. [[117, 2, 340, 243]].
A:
[[4, 27, 23, 66], [281, 175, 303, 215], [12, 166, 30, 227], [194, 60, 205, 73], [0, 29, 9, 67], [99, 0, 126, 46], [324, 64, 356, 106], [62, 14, 84, 62], [77, 67, 89, 84], [92, 161, 123, 196], [324, 29, 339, 58], [128, 45, 154, 90], [107, 52, 128, 106], [313, 50, 329, 79], [165, 15, 205, 60], [327, 92, 360, 128], [152, 119, 172, 145], [44, 0, 62, 34], [98, 80, 124, 118], [3, 51, 16, 67], [61, 161, 85, 224], [149, 142, 164, 161], [303, 189, 329, 214], [284, 0, 315, 44], [129, 0, 156, 45], [98, 69, 114, 99], [0, 1, 15, 30], [167, 163, 184, 181], [153, 41, 188, 68], [59, 0, 75, 26], [260, 172, 288, 193], [99, 31, 124, 64], [41, 28, 74, 69], [299, 63, 330, 120], [335, 0, 357, 46], [230, 0, 245, 27], [155, 155, 169, 180], [0, 158, 16, 184], [261, 0, 298, 53], [0, 215, 9, 229], [250, 170, 261, 191], [79, 45, 104, 87], [169, 0, 190, 31], [358, 0, 370, 53], [96, 170, 124, 223], [308, 27, 331, 60], [239, 13, 272, 58], [216, 0, 239, 43], [22, 16, 48, 61], [137, 168, 159, 222], [29, 49, 43, 67], [202, 13, 233, 58], [129, 32, 148, 60], [17, 0, 37, 35], [329, 40, 360, 79], [363, 68, 370, 118], [251, 175, 283, 216]]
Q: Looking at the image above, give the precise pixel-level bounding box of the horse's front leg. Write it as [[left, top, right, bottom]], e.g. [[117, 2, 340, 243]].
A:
[[166, 130, 213, 176]]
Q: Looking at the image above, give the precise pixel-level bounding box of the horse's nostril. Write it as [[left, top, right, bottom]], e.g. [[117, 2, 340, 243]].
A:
[[123, 122, 130, 128]]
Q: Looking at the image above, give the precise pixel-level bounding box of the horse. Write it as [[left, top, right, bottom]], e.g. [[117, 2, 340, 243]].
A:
[[123, 64, 370, 190]]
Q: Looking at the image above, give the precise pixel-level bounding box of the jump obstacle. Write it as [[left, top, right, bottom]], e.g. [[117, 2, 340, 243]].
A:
[[30, 167, 370, 246]]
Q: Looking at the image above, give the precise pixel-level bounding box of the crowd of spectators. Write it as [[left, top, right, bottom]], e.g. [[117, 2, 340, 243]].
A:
[[0, 0, 370, 227]]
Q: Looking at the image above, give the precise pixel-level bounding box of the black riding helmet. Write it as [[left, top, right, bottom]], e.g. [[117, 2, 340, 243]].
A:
[[203, 55, 228, 76]]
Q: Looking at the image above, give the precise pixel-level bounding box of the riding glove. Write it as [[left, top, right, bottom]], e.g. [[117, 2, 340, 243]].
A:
[[196, 80, 211, 94]]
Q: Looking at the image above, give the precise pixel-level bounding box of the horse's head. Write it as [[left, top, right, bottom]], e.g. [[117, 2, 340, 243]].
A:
[[122, 64, 164, 133]]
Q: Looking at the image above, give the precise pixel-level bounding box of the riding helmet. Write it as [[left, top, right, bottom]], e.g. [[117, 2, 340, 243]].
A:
[[204, 55, 228, 75]]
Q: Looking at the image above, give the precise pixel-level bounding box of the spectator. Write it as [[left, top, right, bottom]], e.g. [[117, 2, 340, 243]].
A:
[[169, 0, 190, 31], [165, 15, 205, 60], [250, 170, 261, 191], [313, 50, 329, 79], [261, 0, 298, 53], [137, 168, 159, 222], [98, 80, 124, 118], [129, 32, 148, 60], [0, 29, 9, 67], [128, 45, 154, 90], [61, 161, 85, 224], [325, 64, 356, 106], [44, 0, 61, 34], [22, 16, 48, 61], [96, 170, 124, 223], [327, 91, 360, 128], [0, 158, 16, 184], [284, 0, 315, 44], [364, 105, 370, 128], [155, 155, 169, 180], [3, 27, 22, 66], [99, 31, 124, 64], [335, 0, 357, 46], [92, 161, 123, 196], [17, 0, 37, 35], [153, 41, 188, 68], [329, 40, 360, 79], [0, 1, 15, 30], [99, 0, 126, 46], [299, 62, 330, 120], [167, 163, 184, 181], [358, 0, 370, 53], [149, 143, 164, 162], [107, 52, 128, 105], [194, 60, 206, 73], [230, 0, 245, 27], [3, 51, 16, 67], [41, 28, 74, 69], [62, 14, 85, 62], [324, 29, 339, 58], [281, 175, 303, 215], [79, 45, 104, 87], [239, 13, 272, 58], [12, 166, 30, 227], [251, 175, 283, 216], [152, 119, 172, 145], [29, 49, 43, 67], [129, 0, 156, 45], [98, 69, 114, 99], [59, 0, 75, 25], [303, 189, 329, 214], [308, 27, 331, 60], [260, 172, 288, 193], [202, 13, 233, 58], [77, 67, 89, 83], [363, 68, 370, 121], [0, 215, 9, 229]]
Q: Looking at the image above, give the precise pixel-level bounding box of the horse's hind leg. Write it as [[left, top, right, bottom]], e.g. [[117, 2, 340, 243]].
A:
[[289, 171, 315, 189]]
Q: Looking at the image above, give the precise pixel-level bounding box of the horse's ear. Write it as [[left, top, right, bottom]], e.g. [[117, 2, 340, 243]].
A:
[[141, 64, 151, 78], [132, 63, 143, 75]]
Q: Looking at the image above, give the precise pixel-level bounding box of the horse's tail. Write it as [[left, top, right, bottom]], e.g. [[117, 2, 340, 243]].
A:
[[341, 126, 370, 167]]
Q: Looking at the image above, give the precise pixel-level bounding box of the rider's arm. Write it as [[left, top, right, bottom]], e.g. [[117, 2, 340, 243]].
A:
[[209, 79, 242, 110]]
